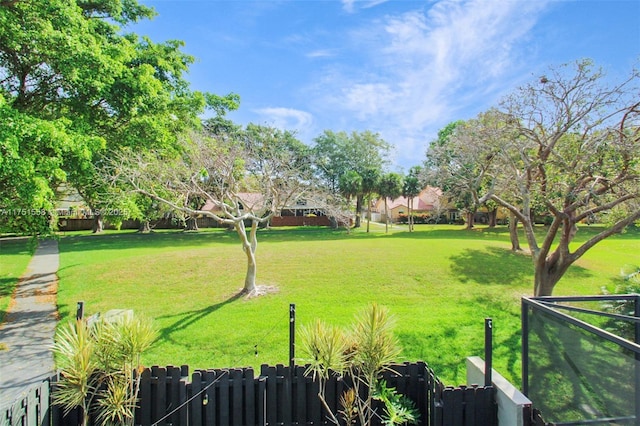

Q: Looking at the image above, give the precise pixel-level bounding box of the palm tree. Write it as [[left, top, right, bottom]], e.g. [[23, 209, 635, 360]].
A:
[[402, 168, 422, 232], [339, 170, 363, 228], [360, 167, 381, 233], [378, 173, 404, 233]]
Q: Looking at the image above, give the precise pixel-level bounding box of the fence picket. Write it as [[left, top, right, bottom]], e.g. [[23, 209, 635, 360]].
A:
[[244, 368, 256, 426], [257, 376, 267, 426], [203, 370, 216, 426], [218, 370, 230, 426], [190, 371, 202, 426], [475, 386, 496, 425], [463, 385, 477, 426]]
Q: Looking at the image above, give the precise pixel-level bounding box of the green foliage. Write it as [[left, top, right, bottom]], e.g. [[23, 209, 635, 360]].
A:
[[300, 303, 416, 426], [600, 264, 640, 340], [373, 380, 420, 426], [312, 130, 391, 227], [349, 304, 401, 383], [299, 320, 348, 382], [0, 0, 209, 235], [52, 313, 157, 426]]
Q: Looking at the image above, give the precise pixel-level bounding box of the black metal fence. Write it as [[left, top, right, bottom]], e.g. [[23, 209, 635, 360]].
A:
[[3, 362, 497, 426], [522, 295, 640, 426]]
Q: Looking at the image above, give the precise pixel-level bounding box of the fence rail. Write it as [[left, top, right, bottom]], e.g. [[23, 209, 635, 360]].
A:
[[3, 362, 497, 426]]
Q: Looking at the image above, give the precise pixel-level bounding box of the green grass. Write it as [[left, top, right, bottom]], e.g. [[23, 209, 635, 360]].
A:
[[55, 224, 640, 385], [0, 237, 34, 324]]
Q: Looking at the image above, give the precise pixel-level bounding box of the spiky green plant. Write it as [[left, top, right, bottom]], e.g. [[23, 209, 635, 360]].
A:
[[349, 303, 401, 426], [299, 319, 348, 382], [350, 303, 400, 384], [52, 313, 157, 426], [300, 304, 415, 426], [52, 320, 98, 426], [96, 376, 135, 426]]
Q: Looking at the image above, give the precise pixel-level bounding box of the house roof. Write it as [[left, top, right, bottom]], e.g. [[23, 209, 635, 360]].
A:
[[376, 186, 443, 212]]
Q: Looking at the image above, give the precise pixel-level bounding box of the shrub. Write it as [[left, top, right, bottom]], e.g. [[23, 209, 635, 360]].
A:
[[52, 312, 157, 426], [299, 304, 419, 426]]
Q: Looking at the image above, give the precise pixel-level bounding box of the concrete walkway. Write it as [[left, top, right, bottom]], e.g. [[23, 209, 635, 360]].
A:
[[0, 239, 59, 410]]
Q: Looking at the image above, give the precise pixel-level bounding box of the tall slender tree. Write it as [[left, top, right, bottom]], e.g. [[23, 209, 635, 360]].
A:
[[402, 167, 422, 232], [378, 173, 404, 233]]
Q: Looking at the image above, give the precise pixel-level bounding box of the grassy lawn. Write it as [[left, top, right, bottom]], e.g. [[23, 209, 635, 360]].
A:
[[0, 238, 34, 324], [56, 224, 639, 385]]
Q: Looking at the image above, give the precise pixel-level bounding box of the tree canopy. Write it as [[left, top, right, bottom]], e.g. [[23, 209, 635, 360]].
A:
[[111, 124, 344, 295], [312, 130, 391, 228], [427, 59, 640, 296], [0, 0, 208, 234]]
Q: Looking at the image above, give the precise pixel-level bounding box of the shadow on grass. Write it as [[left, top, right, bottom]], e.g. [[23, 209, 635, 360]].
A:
[[155, 291, 244, 345], [57, 226, 372, 254], [448, 246, 593, 285], [448, 247, 532, 285], [57, 224, 640, 255]]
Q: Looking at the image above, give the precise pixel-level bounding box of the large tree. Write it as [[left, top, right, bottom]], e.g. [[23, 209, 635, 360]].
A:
[[112, 124, 341, 295], [425, 119, 492, 230], [0, 0, 208, 234], [436, 60, 640, 296], [312, 130, 390, 228]]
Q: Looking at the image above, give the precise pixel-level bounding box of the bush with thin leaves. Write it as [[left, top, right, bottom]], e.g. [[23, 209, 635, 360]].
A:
[[299, 304, 419, 426], [52, 313, 157, 426]]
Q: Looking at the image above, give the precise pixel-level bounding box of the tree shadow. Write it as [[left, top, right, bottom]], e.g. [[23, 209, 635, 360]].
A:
[[448, 246, 593, 286], [155, 290, 245, 345], [56, 227, 373, 254], [448, 246, 532, 285]]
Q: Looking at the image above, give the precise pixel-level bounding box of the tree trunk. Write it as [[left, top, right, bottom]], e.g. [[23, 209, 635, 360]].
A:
[[366, 197, 370, 233], [509, 213, 521, 251], [185, 216, 199, 231], [465, 212, 474, 229], [92, 214, 103, 233], [138, 220, 151, 233], [488, 208, 497, 228], [355, 195, 362, 228], [235, 220, 257, 294], [534, 253, 572, 296], [384, 199, 389, 233]]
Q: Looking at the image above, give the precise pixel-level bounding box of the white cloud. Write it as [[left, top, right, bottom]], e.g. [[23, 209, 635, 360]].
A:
[[342, 0, 390, 13], [311, 0, 551, 167], [254, 107, 314, 132], [306, 49, 339, 58]]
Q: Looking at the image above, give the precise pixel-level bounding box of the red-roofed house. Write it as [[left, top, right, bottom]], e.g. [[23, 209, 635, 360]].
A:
[[373, 186, 454, 223]]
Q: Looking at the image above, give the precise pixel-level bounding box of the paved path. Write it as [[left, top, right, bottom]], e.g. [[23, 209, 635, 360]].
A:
[[0, 239, 59, 410]]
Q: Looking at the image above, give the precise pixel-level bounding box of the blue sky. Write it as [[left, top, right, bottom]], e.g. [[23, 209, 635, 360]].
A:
[[131, 0, 639, 171]]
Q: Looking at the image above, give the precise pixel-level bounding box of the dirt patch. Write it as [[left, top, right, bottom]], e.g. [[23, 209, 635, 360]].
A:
[[35, 277, 58, 305], [244, 285, 279, 299]]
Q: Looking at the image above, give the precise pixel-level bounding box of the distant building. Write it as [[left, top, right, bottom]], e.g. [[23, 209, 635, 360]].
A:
[[201, 194, 330, 226], [372, 186, 454, 223]]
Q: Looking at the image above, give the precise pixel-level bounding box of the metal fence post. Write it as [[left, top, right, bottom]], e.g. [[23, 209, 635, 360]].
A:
[[522, 298, 529, 396], [289, 303, 296, 371], [76, 301, 84, 321], [485, 318, 493, 387], [635, 295, 640, 426]]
